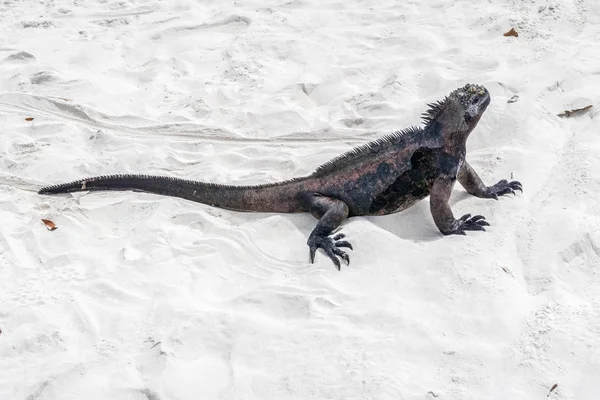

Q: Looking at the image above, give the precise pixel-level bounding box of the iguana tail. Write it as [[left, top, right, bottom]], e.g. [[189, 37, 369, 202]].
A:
[[38, 174, 307, 213]]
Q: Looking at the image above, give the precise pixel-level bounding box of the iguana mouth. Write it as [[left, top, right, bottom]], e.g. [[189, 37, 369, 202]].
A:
[[477, 91, 491, 109]]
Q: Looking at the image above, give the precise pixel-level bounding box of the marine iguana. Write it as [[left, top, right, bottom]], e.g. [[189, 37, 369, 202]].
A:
[[38, 83, 522, 270]]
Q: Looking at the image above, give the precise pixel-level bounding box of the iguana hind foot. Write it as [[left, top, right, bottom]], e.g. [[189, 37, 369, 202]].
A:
[[306, 194, 351, 270], [308, 232, 353, 270], [331, 233, 353, 250]]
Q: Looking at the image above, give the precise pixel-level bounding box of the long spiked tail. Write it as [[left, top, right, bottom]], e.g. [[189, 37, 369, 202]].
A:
[[38, 174, 304, 213], [39, 174, 195, 195]]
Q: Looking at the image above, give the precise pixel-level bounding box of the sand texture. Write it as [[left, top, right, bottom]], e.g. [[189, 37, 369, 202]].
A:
[[1, 0, 600, 399]]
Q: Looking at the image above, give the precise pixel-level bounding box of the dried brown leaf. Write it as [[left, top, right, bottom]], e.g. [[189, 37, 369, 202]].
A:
[[547, 383, 558, 397], [558, 105, 593, 118], [41, 218, 58, 231], [25, 117, 34, 121], [503, 28, 519, 37]]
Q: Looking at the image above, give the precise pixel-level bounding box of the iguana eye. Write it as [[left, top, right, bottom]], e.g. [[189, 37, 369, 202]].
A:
[[471, 95, 480, 104]]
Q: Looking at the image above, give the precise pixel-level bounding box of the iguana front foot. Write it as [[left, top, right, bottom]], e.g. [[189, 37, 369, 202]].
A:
[[446, 213, 489, 236], [484, 179, 523, 199], [308, 232, 353, 270]]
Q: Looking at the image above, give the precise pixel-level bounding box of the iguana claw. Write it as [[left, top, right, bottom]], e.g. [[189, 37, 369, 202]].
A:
[[448, 213, 489, 236], [485, 179, 523, 199], [308, 232, 353, 270]]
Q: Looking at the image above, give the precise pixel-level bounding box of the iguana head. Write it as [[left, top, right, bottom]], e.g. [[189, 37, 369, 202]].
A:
[[421, 84, 491, 143], [449, 83, 491, 125]]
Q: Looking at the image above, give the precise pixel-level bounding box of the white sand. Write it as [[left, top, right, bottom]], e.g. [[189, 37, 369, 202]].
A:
[[1, 0, 599, 399]]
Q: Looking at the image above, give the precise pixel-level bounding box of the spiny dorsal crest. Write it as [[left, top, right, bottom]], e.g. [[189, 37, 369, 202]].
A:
[[312, 126, 423, 176], [420, 97, 449, 125]]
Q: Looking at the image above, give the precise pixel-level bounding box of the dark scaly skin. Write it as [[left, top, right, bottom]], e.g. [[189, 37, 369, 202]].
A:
[[38, 84, 522, 269]]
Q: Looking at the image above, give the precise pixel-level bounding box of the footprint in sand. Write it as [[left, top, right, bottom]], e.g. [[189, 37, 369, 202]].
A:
[[151, 15, 250, 40], [30, 71, 59, 85], [560, 232, 600, 264], [4, 51, 35, 62], [135, 340, 167, 382]]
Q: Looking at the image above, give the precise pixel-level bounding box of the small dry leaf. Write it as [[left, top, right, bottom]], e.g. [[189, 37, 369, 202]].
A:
[[25, 117, 34, 121], [547, 383, 558, 397], [558, 105, 593, 118], [503, 28, 519, 37], [41, 218, 58, 231]]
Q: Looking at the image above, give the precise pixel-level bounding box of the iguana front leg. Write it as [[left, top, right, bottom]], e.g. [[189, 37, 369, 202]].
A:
[[458, 161, 522, 199], [430, 174, 489, 236], [306, 194, 353, 270]]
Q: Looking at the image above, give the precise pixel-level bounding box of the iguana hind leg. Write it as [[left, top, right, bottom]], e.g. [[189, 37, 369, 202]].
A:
[[306, 194, 352, 270]]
